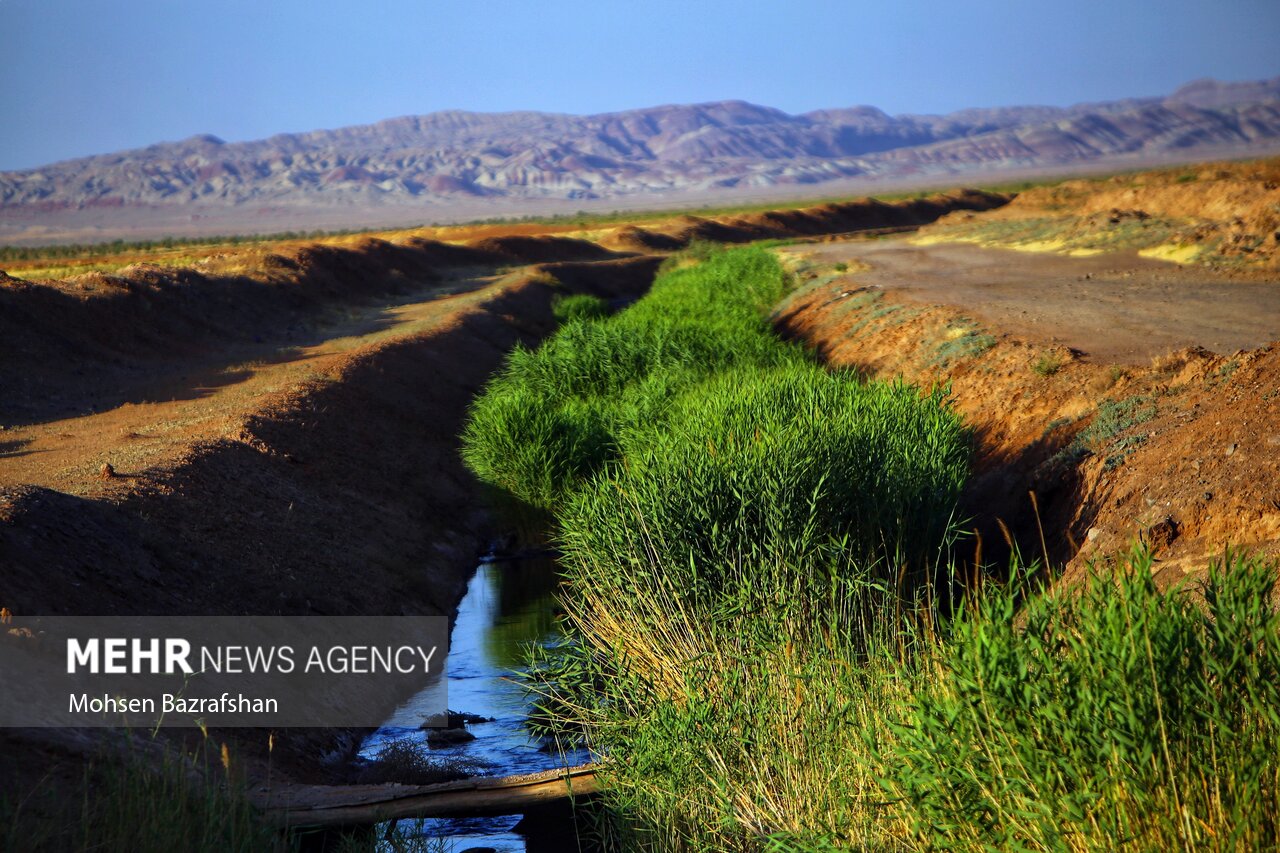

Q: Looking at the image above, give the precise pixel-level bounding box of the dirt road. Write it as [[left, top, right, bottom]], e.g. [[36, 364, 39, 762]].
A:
[[788, 240, 1280, 364], [0, 271, 507, 495], [780, 235, 1280, 588]]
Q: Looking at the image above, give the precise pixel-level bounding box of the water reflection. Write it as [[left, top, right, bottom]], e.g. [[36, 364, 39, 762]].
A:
[[360, 558, 588, 851], [482, 556, 564, 670]]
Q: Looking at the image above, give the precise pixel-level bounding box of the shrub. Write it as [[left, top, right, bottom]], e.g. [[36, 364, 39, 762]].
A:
[[355, 739, 482, 785], [1049, 393, 1158, 468], [933, 329, 996, 366], [551, 292, 610, 323], [1032, 351, 1064, 376]]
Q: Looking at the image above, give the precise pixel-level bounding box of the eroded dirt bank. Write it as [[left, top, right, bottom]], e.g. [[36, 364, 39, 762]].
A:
[[0, 257, 660, 793], [776, 240, 1280, 585], [916, 156, 1280, 272], [0, 189, 1011, 806]]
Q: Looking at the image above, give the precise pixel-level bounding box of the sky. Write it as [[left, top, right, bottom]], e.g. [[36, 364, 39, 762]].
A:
[[1, 0, 1278, 171]]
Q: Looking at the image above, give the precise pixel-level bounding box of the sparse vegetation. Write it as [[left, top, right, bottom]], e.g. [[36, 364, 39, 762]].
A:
[[924, 213, 1181, 256], [1032, 351, 1065, 376], [0, 229, 366, 266], [932, 324, 997, 366], [1050, 393, 1158, 468], [1214, 358, 1241, 384]]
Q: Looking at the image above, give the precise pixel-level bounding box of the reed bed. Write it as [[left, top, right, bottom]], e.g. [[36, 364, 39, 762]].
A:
[[464, 244, 1279, 851]]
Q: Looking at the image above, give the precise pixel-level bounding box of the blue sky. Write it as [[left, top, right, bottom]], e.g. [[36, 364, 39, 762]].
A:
[[1, 0, 1278, 171]]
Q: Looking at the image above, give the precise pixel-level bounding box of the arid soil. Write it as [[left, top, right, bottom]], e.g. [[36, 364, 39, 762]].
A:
[[792, 240, 1280, 364], [920, 156, 1280, 271], [777, 236, 1280, 586], [2, 167, 1275, 815], [0, 190, 1002, 802]]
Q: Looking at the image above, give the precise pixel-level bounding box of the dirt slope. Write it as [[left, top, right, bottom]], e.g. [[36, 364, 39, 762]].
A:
[[0, 249, 659, 784], [597, 189, 1009, 252], [919, 156, 1280, 271], [777, 238, 1280, 586]]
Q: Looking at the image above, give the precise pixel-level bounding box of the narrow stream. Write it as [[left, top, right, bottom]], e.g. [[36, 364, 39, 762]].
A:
[[359, 557, 589, 850]]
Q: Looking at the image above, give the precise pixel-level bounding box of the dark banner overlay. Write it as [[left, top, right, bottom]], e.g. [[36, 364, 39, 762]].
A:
[[0, 616, 448, 728]]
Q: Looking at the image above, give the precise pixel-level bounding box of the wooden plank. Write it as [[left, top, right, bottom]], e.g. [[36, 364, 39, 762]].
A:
[[255, 763, 600, 828]]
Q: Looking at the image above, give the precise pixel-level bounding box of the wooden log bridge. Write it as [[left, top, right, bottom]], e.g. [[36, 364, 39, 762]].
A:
[[254, 763, 601, 828]]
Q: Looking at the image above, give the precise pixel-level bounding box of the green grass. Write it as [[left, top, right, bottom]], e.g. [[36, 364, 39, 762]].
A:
[[533, 543, 1280, 853], [1051, 393, 1158, 469], [560, 366, 969, 599], [932, 325, 997, 366], [886, 548, 1280, 852], [1032, 351, 1064, 376], [464, 242, 1278, 853], [462, 246, 806, 509], [1, 743, 286, 853], [466, 243, 972, 850], [551, 292, 611, 323]]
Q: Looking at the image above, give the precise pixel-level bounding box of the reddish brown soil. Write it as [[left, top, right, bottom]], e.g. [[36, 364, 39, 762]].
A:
[[1, 191, 998, 797], [777, 239, 1280, 586], [934, 157, 1280, 270], [790, 240, 1280, 364]]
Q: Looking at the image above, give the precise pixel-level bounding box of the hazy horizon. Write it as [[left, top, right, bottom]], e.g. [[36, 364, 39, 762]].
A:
[[3, 0, 1279, 172]]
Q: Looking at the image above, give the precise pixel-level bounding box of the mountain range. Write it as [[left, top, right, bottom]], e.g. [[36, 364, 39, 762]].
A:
[[4, 76, 1280, 237]]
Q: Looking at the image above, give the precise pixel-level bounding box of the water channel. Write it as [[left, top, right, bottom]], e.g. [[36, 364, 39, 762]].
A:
[[359, 556, 590, 850]]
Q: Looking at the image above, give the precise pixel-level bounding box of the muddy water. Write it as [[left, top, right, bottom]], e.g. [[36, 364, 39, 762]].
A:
[[360, 557, 590, 850]]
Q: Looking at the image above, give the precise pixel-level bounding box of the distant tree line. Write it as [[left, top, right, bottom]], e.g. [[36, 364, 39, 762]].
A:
[[0, 228, 369, 263]]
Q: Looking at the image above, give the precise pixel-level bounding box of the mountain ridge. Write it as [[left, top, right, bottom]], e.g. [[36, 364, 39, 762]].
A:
[[4, 76, 1280, 218]]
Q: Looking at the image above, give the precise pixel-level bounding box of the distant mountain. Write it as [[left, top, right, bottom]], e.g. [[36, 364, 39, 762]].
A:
[[3, 77, 1279, 217]]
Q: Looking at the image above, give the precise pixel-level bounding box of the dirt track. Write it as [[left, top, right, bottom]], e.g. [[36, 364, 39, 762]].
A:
[[778, 235, 1280, 585], [790, 240, 1280, 363], [0, 271, 512, 495]]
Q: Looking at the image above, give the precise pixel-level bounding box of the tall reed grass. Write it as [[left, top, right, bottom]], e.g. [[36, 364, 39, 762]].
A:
[[534, 547, 1280, 853], [468, 243, 1278, 851], [462, 246, 807, 509], [885, 548, 1280, 852], [560, 364, 968, 607]]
